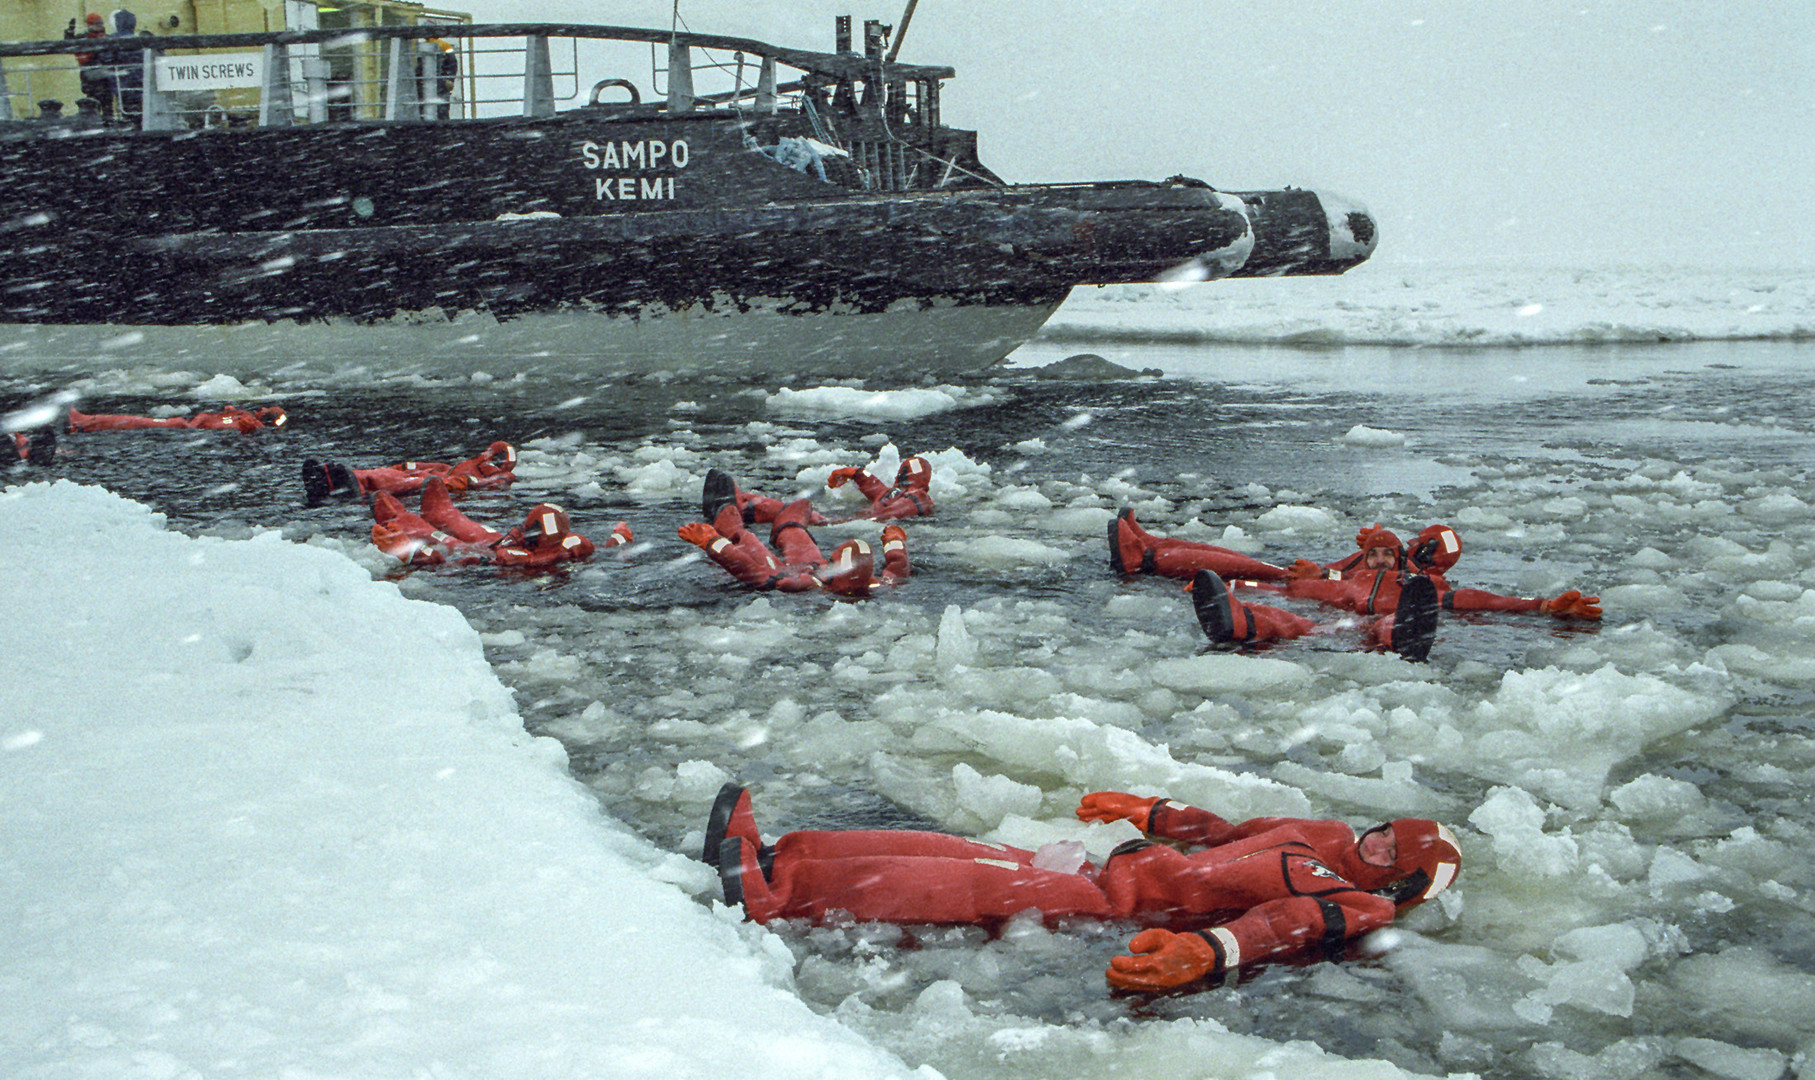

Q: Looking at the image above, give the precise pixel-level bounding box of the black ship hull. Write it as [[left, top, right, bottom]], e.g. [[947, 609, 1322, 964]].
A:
[[0, 23, 1375, 376]]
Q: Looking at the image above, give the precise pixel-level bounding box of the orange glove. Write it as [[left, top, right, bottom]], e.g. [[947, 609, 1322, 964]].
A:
[[1355, 523, 1387, 549], [880, 524, 906, 544], [1540, 590, 1602, 619], [1287, 558, 1324, 580], [826, 467, 862, 489], [1106, 928, 1223, 992], [1075, 791, 1161, 829], [677, 522, 720, 549]]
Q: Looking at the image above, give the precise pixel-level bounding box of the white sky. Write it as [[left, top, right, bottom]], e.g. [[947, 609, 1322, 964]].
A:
[[461, 0, 1814, 268]]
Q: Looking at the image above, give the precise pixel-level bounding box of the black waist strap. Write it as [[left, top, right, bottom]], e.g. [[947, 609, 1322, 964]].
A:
[[1315, 897, 1347, 961], [883, 488, 930, 515]]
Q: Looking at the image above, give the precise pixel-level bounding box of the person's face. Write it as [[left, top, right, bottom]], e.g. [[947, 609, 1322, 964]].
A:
[[1358, 825, 1398, 867], [1363, 546, 1398, 570]]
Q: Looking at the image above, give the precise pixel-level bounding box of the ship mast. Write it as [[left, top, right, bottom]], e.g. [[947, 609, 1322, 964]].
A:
[[885, 0, 919, 63]]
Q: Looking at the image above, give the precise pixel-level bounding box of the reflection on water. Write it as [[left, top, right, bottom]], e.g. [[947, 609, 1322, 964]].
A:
[[1011, 337, 1815, 405]]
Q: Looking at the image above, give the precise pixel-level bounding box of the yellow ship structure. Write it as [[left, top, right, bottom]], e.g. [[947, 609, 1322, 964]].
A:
[[1, 1, 467, 122]]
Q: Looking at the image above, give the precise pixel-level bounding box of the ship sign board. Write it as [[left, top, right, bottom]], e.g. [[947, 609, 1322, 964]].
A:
[[155, 53, 266, 91]]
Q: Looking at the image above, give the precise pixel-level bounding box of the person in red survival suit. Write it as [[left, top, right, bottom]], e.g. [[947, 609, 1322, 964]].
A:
[[387, 440, 518, 487], [704, 783, 1461, 993], [697, 468, 829, 527], [1111, 509, 1469, 584], [1189, 567, 1443, 662], [369, 474, 629, 568], [68, 404, 287, 434], [10, 427, 57, 467], [825, 455, 935, 520], [1116, 513, 1600, 625], [1243, 525, 1602, 622], [303, 442, 517, 506], [678, 471, 909, 597]]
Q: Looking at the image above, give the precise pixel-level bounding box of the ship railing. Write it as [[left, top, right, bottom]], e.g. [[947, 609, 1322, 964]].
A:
[[783, 136, 988, 193], [0, 58, 47, 122], [0, 23, 955, 132], [0, 31, 580, 127]]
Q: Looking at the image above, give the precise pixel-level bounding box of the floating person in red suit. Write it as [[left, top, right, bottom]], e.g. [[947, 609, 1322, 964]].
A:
[[1191, 567, 1443, 661], [696, 467, 828, 526], [1113, 511, 1600, 657], [1111, 510, 1464, 584], [384, 440, 518, 487], [369, 474, 629, 568], [704, 783, 1461, 993], [68, 404, 288, 434], [1260, 523, 1600, 618], [826, 455, 935, 520], [303, 442, 518, 506], [678, 470, 909, 597], [10, 427, 57, 466]]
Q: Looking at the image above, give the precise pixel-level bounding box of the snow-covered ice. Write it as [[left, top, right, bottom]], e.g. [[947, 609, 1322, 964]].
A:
[[0, 481, 926, 1079], [4, 263, 1813, 1079]]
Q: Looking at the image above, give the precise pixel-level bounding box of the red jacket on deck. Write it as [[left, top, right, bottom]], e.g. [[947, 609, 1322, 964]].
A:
[[715, 788, 1460, 991]]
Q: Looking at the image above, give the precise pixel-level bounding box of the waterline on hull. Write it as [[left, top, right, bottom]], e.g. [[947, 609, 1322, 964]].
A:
[[0, 298, 1068, 380]]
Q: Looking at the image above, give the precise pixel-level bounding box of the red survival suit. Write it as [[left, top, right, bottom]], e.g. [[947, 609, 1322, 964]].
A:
[[827, 456, 935, 521], [69, 404, 287, 434], [304, 443, 517, 506], [711, 787, 1460, 991], [1189, 568, 1444, 659], [1111, 511, 1465, 584], [1248, 526, 1601, 621], [1118, 514, 1600, 628], [11, 428, 56, 466], [1150, 526, 1450, 656], [679, 499, 909, 597], [322, 442, 516, 497], [381, 440, 518, 490], [370, 475, 626, 568], [703, 468, 829, 527], [1110, 508, 1292, 581]]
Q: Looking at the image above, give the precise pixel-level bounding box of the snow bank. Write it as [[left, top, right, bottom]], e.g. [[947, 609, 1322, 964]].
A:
[[0, 480, 924, 1080], [1038, 266, 1815, 348]]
